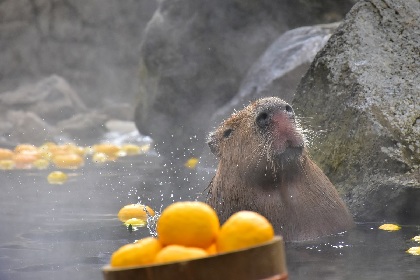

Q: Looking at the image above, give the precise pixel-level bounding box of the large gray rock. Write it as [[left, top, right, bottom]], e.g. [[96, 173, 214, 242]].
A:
[[5, 111, 57, 145], [0, 75, 87, 123], [197, 23, 340, 170], [57, 111, 108, 142], [293, 0, 420, 222], [0, 0, 156, 106], [134, 0, 356, 159], [210, 23, 340, 128], [0, 75, 131, 145]]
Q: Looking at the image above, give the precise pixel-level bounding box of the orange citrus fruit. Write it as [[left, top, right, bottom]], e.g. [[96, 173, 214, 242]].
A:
[[110, 237, 162, 267], [117, 204, 155, 222], [47, 171, 68, 184], [184, 157, 199, 169], [205, 243, 217, 255], [154, 245, 208, 264], [52, 153, 84, 169], [378, 223, 401, 231], [0, 148, 14, 160], [216, 211, 274, 253], [33, 158, 50, 170], [93, 143, 120, 157], [0, 160, 15, 170], [13, 153, 38, 168], [92, 152, 109, 163], [157, 201, 220, 249], [121, 144, 142, 155], [14, 144, 37, 153]]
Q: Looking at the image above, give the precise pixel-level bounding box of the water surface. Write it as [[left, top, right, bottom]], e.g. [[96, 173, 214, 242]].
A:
[[0, 152, 419, 280]]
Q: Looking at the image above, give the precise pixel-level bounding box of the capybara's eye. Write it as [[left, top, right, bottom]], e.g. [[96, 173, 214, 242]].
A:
[[223, 128, 233, 138], [285, 105, 293, 113]]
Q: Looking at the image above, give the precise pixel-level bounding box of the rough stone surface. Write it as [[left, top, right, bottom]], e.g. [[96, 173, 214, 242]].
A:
[[5, 110, 58, 145], [0, 0, 156, 106], [57, 111, 108, 142], [0, 75, 87, 124], [210, 23, 339, 129], [0, 76, 132, 146], [134, 0, 356, 159], [293, 0, 420, 222]]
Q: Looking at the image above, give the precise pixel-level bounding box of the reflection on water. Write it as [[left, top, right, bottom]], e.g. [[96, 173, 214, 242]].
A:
[[0, 151, 420, 280]]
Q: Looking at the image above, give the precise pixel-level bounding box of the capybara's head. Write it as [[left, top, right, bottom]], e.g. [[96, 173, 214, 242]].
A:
[[208, 97, 305, 180]]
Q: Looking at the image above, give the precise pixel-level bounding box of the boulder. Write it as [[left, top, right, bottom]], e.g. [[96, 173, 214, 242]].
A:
[[0, 0, 157, 106], [5, 111, 57, 145], [293, 0, 420, 222], [0, 75, 128, 146], [0, 75, 86, 124], [57, 111, 108, 143], [134, 0, 356, 159], [210, 22, 340, 128]]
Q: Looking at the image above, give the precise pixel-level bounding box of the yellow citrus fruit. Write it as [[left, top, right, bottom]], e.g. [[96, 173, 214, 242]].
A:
[[110, 237, 162, 267], [0, 159, 15, 170], [205, 243, 217, 255], [93, 143, 120, 157], [216, 211, 274, 253], [13, 152, 39, 168], [92, 152, 109, 163], [121, 144, 141, 156], [33, 158, 50, 170], [47, 171, 68, 184], [14, 144, 37, 153], [124, 218, 146, 228], [0, 148, 14, 160], [184, 157, 199, 169], [157, 201, 220, 249], [407, 247, 420, 256], [154, 245, 208, 264], [61, 143, 85, 156], [378, 224, 401, 231], [139, 144, 151, 153], [52, 153, 84, 169], [117, 204, 155, 223]]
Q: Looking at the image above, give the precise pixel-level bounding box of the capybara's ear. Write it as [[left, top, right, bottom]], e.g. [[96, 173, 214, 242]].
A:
[[207, 132, 219, 157]]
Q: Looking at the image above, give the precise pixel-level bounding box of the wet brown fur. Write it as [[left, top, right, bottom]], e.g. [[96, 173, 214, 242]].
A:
[[207, 97, 354, 242]]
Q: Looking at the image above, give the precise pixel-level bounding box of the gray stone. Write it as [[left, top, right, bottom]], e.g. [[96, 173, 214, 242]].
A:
[[105, 120, 138, 134], [210, 23, 339, 128], [0, 75, 131, 146], [293, 0, 420, 222], [101, 102, 135, 122], [0, 75, 87, 124], [134, 0, 356, 159], [57, 111, 108, 143], [0, 0, 157, 106], [5, 110, 57, 145]]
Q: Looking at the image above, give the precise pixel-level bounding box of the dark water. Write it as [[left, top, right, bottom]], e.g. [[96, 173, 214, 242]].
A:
[[0, 152, 419, 280]]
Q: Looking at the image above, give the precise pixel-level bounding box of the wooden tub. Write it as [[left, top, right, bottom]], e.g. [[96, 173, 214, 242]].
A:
[[103, 236, 287, 280]]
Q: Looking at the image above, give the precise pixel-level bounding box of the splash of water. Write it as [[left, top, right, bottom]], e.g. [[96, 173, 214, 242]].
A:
[[145, 204, 161, 237]]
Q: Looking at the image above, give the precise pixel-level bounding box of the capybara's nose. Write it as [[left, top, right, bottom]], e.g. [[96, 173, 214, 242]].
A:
[[256, 111, 270, 129], [255, 103, 294, 129]]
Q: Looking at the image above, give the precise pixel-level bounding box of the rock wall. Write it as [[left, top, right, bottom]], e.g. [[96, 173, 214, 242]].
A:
[[210, 23, 340, 128], [134, 0, 356, 159], [294, 0, 420, 222], [0, 76, 104, 145], [0, 0, 156, 107]]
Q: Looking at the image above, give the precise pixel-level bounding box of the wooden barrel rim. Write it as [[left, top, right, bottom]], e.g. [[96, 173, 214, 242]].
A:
[[103, 236, 287, 280]]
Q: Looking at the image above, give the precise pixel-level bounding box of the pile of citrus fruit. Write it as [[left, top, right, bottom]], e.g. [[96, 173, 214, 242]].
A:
[[110, 201, 274, 267], [0, 142, 151, 171]]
